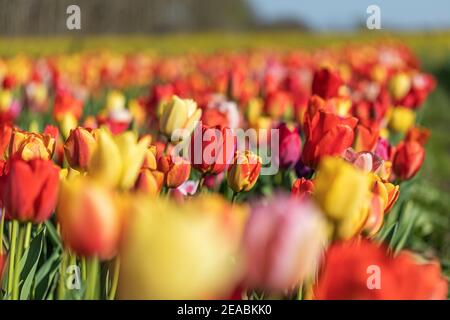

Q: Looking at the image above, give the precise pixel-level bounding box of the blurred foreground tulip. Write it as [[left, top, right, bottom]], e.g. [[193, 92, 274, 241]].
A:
[[118, 199, 241, 299], [243, 195, 327, 291], [314, 157, 371, 240], [64, 127, 98, 170], [88, 128, 150, 190], [9, 129, 55, 161], [1, 158, 59, 222], [159, 95, 202, 142], [227, 150, 262, 194], [57, 177, 122, 260], [314, 240, 448, 299]]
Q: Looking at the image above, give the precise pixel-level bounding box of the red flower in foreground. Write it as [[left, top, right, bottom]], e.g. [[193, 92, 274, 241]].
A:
[[277, 123, 302, 169], [302, 109, 358, 168], [0, 158, 59, 223], [314, 240, 448, 300]]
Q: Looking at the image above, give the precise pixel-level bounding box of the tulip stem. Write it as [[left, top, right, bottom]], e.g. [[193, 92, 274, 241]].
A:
[[86, 256, 99, 300], [197, 174, 206, 194], [24, 222, 32, 249], [13, 222, 25, 300], [231, 191, 238, 204], [0, 208, 4, 255], [7, 220, 18, 299], [108, 256, 120, 300]]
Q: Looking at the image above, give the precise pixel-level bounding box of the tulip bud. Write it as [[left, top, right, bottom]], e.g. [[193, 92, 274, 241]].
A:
[[312, 68, 343, 99], [57, 177, 122, 260], [159, 95, 202, 142], [277, 123, 302, 169], [134, 169, 164, 196], [314, 157, 371, 240], [227, 150, 262, 193], [158, 155, 191, 189], [88, 129, 150, 190], [1, 158, 59, 223], [9, 129, 55, 161], [189, 125, 235, 175], [291, 178, 314, 199], [393, 140, 424, 180], [64, 127, 97, 170]]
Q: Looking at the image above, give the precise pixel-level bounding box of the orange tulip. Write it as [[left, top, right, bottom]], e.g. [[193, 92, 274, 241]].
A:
[[227, 150, 262, 193], [57, 177, 122, 260], [9, 129, 55, 161], [134, 169, 164, 196], [64, 127, 97, 170], [157, 155, 191, 189]]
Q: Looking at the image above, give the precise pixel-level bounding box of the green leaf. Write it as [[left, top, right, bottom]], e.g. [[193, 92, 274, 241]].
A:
[[18, 228, 45, 300], [34, 250, 61, 300]]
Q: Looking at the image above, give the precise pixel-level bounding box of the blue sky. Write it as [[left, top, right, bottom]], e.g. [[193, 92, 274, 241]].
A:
[[246, 0, 450, 30]]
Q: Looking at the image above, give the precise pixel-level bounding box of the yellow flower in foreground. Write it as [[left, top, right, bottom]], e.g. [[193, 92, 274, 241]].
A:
[[389, 106, 416, 134], [88, 128, 150, 190], [314, 157, 371, 240], [159, 95, 202, 142], [118, 197, 242, 299]]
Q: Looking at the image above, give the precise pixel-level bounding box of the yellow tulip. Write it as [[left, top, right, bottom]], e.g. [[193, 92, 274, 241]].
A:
[[314, 157, 371, 240], [88, 128, 150, 190], [0, 90, 12, 111], [389, 72, 411, 100], [159, 95, 202, 142], [118, 198, 241, 299], [106, 90, 126, 111], [389, 106, 416, 134], [59, 113, 78, 140]]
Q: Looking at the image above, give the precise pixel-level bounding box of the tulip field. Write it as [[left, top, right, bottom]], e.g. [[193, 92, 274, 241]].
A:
[[0, 32, 449, 300]]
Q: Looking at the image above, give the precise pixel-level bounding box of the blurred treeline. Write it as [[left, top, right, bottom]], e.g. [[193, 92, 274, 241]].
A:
[[0, 0, 305, 35]]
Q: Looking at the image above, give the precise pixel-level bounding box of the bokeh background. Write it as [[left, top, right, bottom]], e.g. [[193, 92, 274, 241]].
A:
[[1, 0, 449, 273]]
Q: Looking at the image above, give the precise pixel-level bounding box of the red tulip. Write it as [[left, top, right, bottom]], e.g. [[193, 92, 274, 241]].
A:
[[392, 140, 424, 180], [1, 158, 59, 223], [314, 240, 448, 299], [0, 123, 13, 160], [291, 178, 314, 199], [302, 110, 358, 168], [354, 124, 379, 152], [158, 155, 191, 188], [189, 124, 235, 175], [312, 68, 343, 99], [277, 123, 302, 169]]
